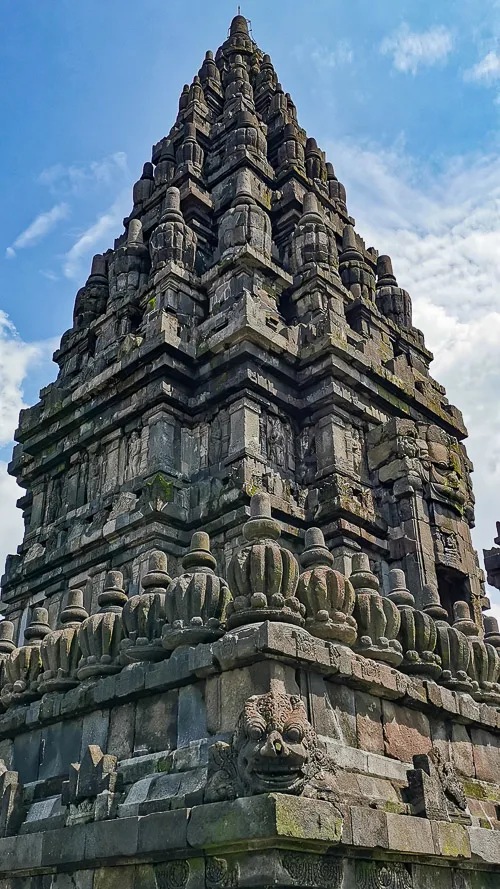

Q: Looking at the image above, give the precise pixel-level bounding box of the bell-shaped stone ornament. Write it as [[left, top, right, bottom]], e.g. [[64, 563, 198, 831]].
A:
[[121, 551, 171, 663], [217, 169, 272, 259], [290, 192, 337, 277], [162, 532, 231, 650], [296, 528, 356, 644], [1, 608, 51, 707], [388, 569, 441, 680], [39, 590, 88, 693], [226, 493, 303, 630], [453, 601, 500, 704], [423, 588, 472, 693], [0, 622, 16, 709], [77, 571, 127, 680], [351, 554, 402, 666], [149, 186, 197, 272]]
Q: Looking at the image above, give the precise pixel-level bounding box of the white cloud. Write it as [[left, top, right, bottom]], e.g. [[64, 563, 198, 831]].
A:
[[6, 203, 69, 258], [311, 40, 353, 70], [39, 152, 128, 196], [0, 463, 24, 584], [329, 138, 500, 614], [0, 314, 56, 577], [464, 50, 500, 84], [63, 190, 130, 280], [380, 24, 453, 74]]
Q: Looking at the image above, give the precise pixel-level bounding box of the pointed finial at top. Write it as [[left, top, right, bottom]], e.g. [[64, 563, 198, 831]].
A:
[[230, 13, 249, 37]]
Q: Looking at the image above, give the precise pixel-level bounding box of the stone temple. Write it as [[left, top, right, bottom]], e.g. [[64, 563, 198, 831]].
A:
[[0, 13, 499, 889]]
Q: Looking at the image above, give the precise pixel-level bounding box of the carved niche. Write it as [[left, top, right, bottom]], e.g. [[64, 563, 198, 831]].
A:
[[204, 690, 338, 805]]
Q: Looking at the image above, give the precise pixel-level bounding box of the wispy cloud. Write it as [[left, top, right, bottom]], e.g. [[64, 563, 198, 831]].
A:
[[464, 50, 500, 84], [39, 152, 128, 196], [380, 24, 453, 74], [63, 190, 130, 280], [311, 40, 353, 70], [6, 203, 69, 259]]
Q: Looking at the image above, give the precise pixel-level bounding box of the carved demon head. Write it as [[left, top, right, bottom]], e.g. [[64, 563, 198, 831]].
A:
[[233, 691, 318, 795]]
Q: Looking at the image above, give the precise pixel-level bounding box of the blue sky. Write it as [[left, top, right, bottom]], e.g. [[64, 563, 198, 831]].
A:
[[2, 0, 500, 613]]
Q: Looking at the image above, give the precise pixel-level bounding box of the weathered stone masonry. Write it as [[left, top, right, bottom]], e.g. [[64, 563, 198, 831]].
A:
[[0, 14, 499, 889]]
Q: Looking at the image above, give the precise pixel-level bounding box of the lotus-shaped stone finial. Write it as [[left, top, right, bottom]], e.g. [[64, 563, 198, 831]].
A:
[[2, 608, 51, 707], [388, 569, 441, 680], [121, 551, 171, 663], [162, 532, 231, 650], [226, 493, 303, 629], [351, 554, 402, 666], [296, 528, 356, 644], [77, 571, 127, 680], [39, 589, 88, 692]]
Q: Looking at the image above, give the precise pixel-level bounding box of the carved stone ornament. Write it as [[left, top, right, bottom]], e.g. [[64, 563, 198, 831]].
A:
[[407, 748, 470, 825], [351, 554, 403, 666], [1, 608, 51, 707], [162, 531, 231, 650], [296, 527, 357, 644], [452, 601, 500, 704], [77, 571, 127, 680], [39, 589, 88, 692], [0, 622, 16, 710], [121, 551, 171, 663], [422, 588, 473, 693], [387, 569, 441, 680], [206, 857, 239, 889], [204, 690, 338, 804], [281, 852, 342, 889], [155, 860, 190, 889], [226, 493, 304, 629], [62, 744, 120, 826], [355, 861, 412, 889]]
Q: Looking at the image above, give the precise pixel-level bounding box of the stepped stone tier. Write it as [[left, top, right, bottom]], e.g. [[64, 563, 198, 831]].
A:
[[0, 13, 499, 889]]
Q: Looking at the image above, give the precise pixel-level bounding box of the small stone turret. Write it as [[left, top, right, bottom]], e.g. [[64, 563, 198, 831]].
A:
[[339, 225, 376, 300], [376, 255, 413, 328], [132, 162, 155, 207], [218, 169, 271, 257], [388, 569, 441, 679], [453, 601, 500, 703], [1, 609, 51, 707], [73, 253, 109, 329], [350, 554, 402, 665], [149, 187, 197, 271], [290, 192, 337, 278]]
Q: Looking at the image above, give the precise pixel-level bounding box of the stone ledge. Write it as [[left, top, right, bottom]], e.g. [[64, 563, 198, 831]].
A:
[[0, 795, 493, 876]]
